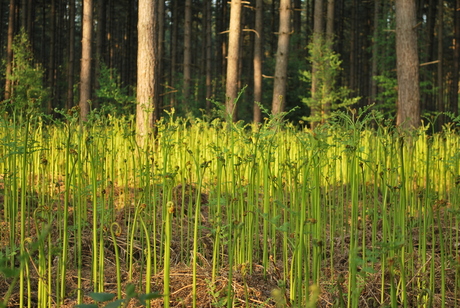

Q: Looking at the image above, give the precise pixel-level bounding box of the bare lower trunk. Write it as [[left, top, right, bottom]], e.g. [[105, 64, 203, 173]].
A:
[[271, 0, 291, 116], [226, 0, 242, 122], [395, 0, 420, 129], [79, 0, 93, 122]]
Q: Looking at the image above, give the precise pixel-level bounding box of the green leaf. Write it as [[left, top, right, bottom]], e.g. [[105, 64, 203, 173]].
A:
[[75, 305, 98, 308], [125, 283, 136, 297], [0, 268, 19, 278], [104, 299, 125, 308], [89, 292, 116, 302]]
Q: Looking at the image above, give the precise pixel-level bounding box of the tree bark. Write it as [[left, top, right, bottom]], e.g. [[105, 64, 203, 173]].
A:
[[310, 0, 323, 127], [205, 0, 213, 114], [136, 0, 158, 143], [156, 0, 164, 121], [452, 0, 460, 116], [48, 0, 56, 114], [79, 0, 93, 122], [94, 0, 106, 109], [183, 0, 192, 109], [395, 0, 420, 129], [66, 0, 75, 110], [4, 0, 15, 101], [271, 0, 291, 115], [323, 0, 334, 121], [253, 0, 263, 123], [436, 0, 444, 128], [226, 0, 242, 122], [371, 0, 380, 104], [169, 0, 178, 108]]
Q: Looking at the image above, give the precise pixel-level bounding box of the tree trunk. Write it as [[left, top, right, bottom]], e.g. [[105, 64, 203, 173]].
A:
[[226, 0, 242, 122], [4, 0, 15, 100], [452, 0, 460, 117], [79, 0, 93, 122], [136, 0, 157, 143], [271, 0, 290, 115], [436, 0, 444, 128], [323, 0, 334, 121], [48, 0, 56, 114], [66, 0, 75, 110], [371, 0, 380, 104], [183, 0, 192, 109], [253, 0, 263, 123], [395, 0, 420, 129], [156, 0, 164, 121], [205, 0, 213, 114], [169, 0, 178, 108], [94, 0, 106, 109], [310, 0, 323, 128]]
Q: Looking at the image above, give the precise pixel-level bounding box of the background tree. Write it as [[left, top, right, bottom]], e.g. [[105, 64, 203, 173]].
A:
[[79, 0, 93, 122], [136, 0, 158, 142], [253, 0, 263, 123], [271, 0, 291, 115], [4, 0, 15, 100], [66, 0, 75, 110], [183, 0, 192, 111], [310, 0, 324, 127], [395, 0, 420, 129], [226, 0, 242, 122]]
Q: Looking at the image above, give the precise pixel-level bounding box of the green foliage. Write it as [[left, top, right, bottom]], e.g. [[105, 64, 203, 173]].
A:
[[75, 283, 163, 308], [95, 62, 135, 116], [300, 35, 358, 124], [4, 30, 49, 117]]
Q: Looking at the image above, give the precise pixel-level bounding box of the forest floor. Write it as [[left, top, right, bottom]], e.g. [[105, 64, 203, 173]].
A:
[[0, 182, 457, 307]]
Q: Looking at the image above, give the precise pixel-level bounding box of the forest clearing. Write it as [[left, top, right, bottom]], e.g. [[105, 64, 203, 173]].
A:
[[1, 110, 460, 307]]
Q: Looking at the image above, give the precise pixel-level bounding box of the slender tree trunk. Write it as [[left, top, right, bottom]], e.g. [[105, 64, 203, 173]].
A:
[[322, 0, 334, 121], [371, 0, 380, 103], [67, 0, 75, 110], [26, 0, 32, 35], [169, 0, 178, 108], [437, 0, 444, 128], [253, 0, 263, 123], [79, 0, 93, 122], [48, 0, 56, 114], [452, 0, 460, 116], [395, 0, 420, 129], [226, 0, 242, 122], [183, 0, 192, 109], [136, 0, 157, 143], [156, 0, 164, 121], [94, 0, 106, 109], [293, 0, 301, 48], [4, 0, 15, 100], [310, 0, 324, 128], [271, 0, 290, 115], [205, 0, 213, 114], [349, 0, 357, 93]]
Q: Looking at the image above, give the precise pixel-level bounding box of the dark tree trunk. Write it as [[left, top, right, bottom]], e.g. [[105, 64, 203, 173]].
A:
[[169, 0, 178, 108], [183, 0, 192, 109], [436, 0, 444, 128], [205, 0, 213, 114], [4, 0, 15, 100], [452, 0, 460, 117], [66, 0, 75, 110], [47, 0, 56, 113], [253, 0, 263, 123]]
